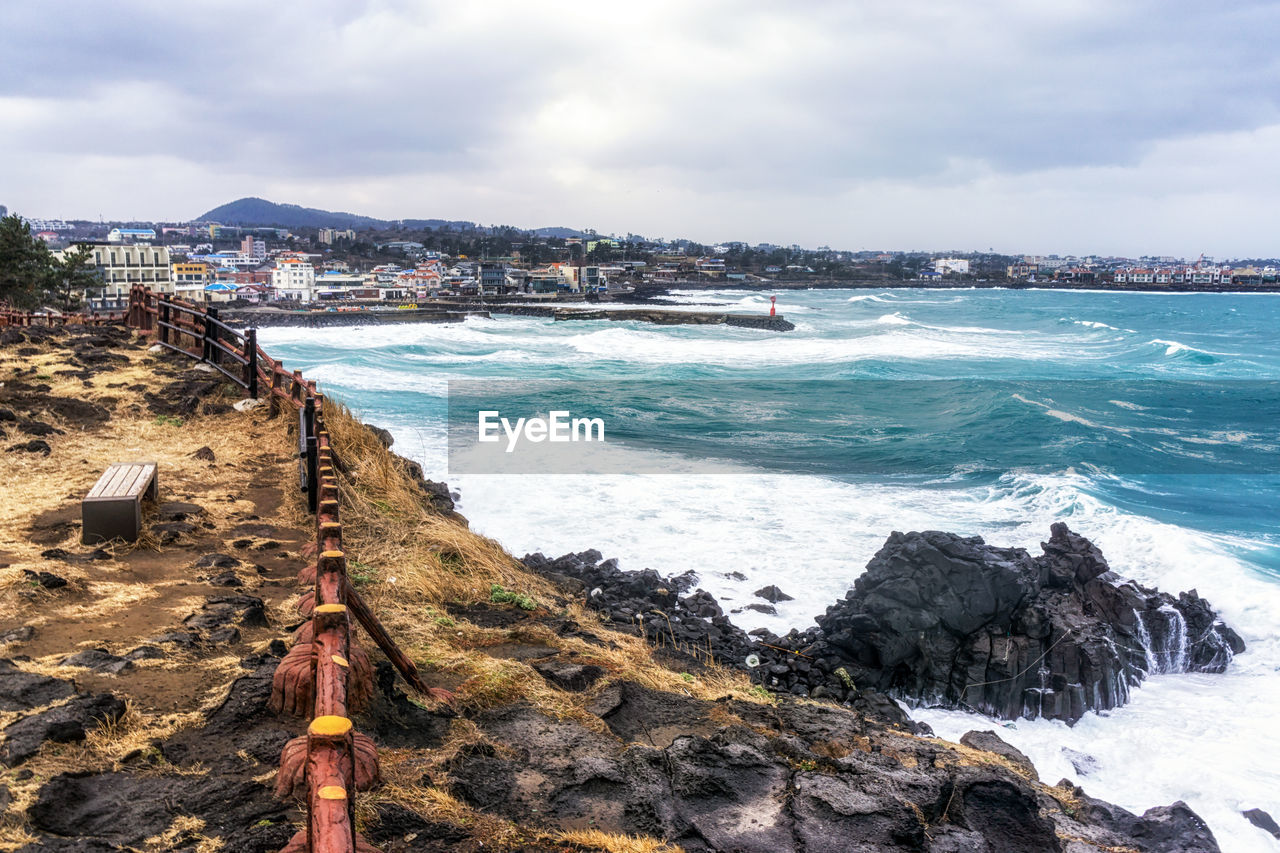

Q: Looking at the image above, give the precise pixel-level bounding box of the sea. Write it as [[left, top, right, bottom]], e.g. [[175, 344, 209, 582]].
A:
[[260, 288, 1280, 851]]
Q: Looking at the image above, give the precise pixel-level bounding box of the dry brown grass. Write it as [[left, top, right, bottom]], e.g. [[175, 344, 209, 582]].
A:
[[314, 398, 782, 719], [323, 401, 549, 608], [555, 829, 685, 853], [141, 815, 225, 853]]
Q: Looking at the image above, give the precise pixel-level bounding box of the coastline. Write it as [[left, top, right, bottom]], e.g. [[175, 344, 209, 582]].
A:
[[0, 311, 1258, 851]]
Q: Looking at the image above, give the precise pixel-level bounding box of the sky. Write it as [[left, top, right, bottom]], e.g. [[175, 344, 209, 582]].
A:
[[1, 0, 1278, 257]]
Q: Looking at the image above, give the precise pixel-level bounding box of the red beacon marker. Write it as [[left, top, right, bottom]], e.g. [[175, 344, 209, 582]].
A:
[[770, 295, 777, 316]]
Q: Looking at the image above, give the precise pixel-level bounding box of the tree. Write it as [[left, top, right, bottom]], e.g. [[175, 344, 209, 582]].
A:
[[0, 215, 55, 308], [53, 244, 100, 310]]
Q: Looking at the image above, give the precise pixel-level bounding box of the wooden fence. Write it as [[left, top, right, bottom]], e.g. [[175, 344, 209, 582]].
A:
[[1, 308, 124, 328], [121, 285, 439, 853]]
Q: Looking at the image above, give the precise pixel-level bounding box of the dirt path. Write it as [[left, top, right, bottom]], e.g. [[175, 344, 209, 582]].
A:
[[0, 324, 312, 849]]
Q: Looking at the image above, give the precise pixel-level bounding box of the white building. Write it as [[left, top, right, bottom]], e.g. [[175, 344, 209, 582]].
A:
[[271, 258, 316, 301], [933, 258, 971, 275], [313, 271, 367, 300], [107, 228, 157, 243], [56, 242, 172, 309], [61, 242, 172, 293]]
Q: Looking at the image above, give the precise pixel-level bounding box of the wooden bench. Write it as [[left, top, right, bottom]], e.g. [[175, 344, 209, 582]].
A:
[[81, 462, 159, 545]]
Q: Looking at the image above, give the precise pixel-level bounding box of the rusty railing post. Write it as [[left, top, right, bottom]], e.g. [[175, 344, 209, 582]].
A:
[[203, 305, 218, 364], [245, 328, 259, 398]]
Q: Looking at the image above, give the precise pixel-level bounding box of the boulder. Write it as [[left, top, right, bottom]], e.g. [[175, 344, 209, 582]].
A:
[[1243, 808, 1280, 840], [960, 730, 1037, 780], [7, 439, 51, 456], [754, 585, 794, 603], [1062, 747, 1100, 776], [526, 525, 1242, 725], [532, 660, 606, 692], [23, 570, 68, 590], [60, 649, 132, 675]]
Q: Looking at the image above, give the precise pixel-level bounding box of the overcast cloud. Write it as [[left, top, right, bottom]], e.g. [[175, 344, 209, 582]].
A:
[[2, 0, 1278, 255]]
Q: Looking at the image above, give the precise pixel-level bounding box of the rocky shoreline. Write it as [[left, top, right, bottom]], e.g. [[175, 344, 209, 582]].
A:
[[522, 523, 1243, 725], [507, 521, 1265, 851]]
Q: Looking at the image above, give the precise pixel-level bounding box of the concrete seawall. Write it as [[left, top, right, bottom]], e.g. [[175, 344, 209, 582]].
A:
[[486, 303, 795, 331], [222, 304, 795, 332]]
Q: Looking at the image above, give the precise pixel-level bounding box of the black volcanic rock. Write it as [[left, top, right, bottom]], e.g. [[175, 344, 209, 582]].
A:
[[797, 522, 1243, 722], [443, 685, 1221, 853], [960, 730, 1037, 780], [529, 523, 1243, 726], [0, 660, 75, 711], [1243, 808, 1280, 840], [754, 585, 794, 602], [1, 693, 126, 765]]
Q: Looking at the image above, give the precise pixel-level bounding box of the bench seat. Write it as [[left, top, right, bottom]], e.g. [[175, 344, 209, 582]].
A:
[[82, 462, 159, 545]]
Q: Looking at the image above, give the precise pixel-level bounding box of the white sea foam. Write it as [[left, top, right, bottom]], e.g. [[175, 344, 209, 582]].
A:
[[1147, 338, 1232, 358], [444, 457, 1280, 853], [558, 325, 1085, 366]]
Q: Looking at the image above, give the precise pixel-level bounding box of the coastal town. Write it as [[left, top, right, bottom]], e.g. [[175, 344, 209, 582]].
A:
[[3, 199, 1279, 313]]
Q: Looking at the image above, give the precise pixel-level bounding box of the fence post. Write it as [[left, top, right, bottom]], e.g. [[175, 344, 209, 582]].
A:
[[159, 301, 170, 347], [204, 306, 219, 364], [272, 362, 284, 408], [302, 396, 319, 512], [308, 403, 320, 514], [245, 328, 259, 398]]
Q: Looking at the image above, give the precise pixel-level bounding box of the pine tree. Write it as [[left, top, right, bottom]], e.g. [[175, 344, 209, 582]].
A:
[[53, 244, 101, 310], [0, 215, 55, 308]]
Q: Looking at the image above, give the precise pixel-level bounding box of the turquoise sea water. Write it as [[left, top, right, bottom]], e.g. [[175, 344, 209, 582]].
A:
[[261, 288, 1280, 851]]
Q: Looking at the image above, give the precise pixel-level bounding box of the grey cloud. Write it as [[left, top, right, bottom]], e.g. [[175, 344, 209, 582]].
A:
[[2, 0, 1278, 254]]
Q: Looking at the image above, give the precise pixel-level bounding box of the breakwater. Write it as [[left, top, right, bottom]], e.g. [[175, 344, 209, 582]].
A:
[[483, 302, 796, 331], [224, 303, 796, 331]]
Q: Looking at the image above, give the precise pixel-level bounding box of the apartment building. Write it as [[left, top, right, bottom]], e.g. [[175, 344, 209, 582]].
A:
[[171, 261, 211, 301], [240, 236, 267, 260], [64, 242, 173, 293], [271, 257, 316, 301]]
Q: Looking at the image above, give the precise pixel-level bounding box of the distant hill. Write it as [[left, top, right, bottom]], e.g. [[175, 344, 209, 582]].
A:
[[533, 226, 588, 239], [197, 197, 577, 237], [400, 218, 479, 231], [197, 198, 388, 230]]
